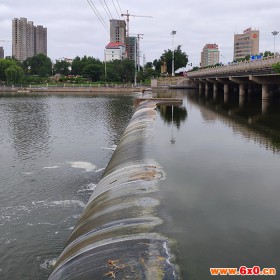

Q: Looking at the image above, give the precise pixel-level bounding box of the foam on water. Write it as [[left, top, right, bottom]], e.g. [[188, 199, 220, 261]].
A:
[[40, 258, 57, 270], [67, 161, 97, 172], [23, 172, 33, 175], [95, 167, 105, 173], [0, 199, 85, 226], [101, 145, 117, 151], [43, 166, 59, 169], [51, 200, 86, 208], [72, 214, 80, 219], [77, 183, 97, 193]]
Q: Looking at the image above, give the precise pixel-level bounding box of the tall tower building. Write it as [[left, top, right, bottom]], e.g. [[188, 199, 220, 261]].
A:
[[110, 20, 126, 44], [35, 25, 47, 55], [0, 47, 4, 59], [201, 44, 219, 67], [12, 17, 47, 62], [233, 28, 259, 61], [26, 20, 35, 59]]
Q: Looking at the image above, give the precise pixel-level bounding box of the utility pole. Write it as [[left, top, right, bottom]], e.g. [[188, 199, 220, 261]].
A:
[[137, 34, 144, 72], [134, 41, 137, 87], [272, 31, 279, 55], [131, 33, 144, 71]]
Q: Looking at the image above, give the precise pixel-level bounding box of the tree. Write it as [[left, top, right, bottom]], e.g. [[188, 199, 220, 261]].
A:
[[23, 53, 52, 77], [272, 62, 280, 73], [54, 60, 71, 76], [0, 58, 18, 81], [142, 62, 159, 80], [262, 51, 274, 57], [153, 59, 162, 73], [81, 63, 102, 81], [5, 65, 24, 84], [71, 56, 103, 81], [71, 56, 83, 75], [104, 59, 135, 83], [118, 59, 135, 82], [159, 45, 188, 75]]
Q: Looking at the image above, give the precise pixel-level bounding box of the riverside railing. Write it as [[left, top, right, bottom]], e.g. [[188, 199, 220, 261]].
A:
[[188, 55, 280, 78]]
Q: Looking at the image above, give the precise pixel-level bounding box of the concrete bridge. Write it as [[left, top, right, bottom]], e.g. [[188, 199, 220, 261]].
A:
[[187, 55, 280, 100]]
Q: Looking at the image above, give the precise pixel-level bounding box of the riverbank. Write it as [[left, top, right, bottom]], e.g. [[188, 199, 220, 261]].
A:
[[0, 86, 141, 94]]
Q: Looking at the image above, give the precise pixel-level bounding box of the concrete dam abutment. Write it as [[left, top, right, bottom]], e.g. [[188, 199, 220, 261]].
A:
[[49, 98, 183, 280]]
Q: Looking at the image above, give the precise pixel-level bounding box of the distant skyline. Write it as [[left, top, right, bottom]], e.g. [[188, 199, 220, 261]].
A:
[[1, 0, 280, 67]]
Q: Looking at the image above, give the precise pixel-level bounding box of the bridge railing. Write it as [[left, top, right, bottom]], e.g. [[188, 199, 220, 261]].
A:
[[188, 55, 280, 78]]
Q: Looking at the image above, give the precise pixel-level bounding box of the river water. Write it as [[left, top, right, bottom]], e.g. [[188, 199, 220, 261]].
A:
[[0, 90, 280, 279]]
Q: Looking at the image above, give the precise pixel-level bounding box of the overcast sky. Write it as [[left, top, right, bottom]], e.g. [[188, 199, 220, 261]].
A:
[[1, 0, 280, 67]]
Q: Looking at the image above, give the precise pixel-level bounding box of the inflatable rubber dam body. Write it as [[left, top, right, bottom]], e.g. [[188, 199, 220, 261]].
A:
[[49, 98, 183, 280]]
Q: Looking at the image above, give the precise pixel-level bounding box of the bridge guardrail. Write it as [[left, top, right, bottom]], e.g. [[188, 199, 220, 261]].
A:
[[188, 55, 280, 78]]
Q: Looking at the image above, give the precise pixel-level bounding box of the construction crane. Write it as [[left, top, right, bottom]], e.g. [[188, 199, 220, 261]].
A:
[[121, 10, 152, 38]]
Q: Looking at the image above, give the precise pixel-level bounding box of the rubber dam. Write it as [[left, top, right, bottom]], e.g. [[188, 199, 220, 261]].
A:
[[49, 99, 182, 280]]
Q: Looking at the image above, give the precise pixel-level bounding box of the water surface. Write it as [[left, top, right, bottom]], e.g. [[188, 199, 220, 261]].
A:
[[1, 90, 280, 279], [0, 93, 134, 279]]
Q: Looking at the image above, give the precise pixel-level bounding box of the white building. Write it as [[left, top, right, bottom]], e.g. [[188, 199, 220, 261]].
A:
[[105, 42, 126, 61]]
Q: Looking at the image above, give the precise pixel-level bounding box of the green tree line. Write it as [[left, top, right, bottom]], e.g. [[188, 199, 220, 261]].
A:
[[0, 46, 189, 85]]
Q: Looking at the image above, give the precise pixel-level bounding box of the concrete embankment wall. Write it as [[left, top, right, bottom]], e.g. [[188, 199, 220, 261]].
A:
[[48, 100, 180, 280], [151, 77, 197, 89], [0, 86, 138, 94]]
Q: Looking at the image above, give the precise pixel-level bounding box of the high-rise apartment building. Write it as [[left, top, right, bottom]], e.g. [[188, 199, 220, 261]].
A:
[[110, 20, 126, 44], [0, 47, 4, 59], [106, 19, 137, 62], [233, 28, 259, 61], [201, 44, 219, 67], [12, 17, 47, 62], [106, 19, 128, 62], [35, 25, 47, 55]]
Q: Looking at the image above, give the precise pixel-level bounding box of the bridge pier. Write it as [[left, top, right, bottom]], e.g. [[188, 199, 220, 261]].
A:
[[224, 92, 229, 104], [188, 56, 280, 101], [239, 84, 246, 96], [213, 89, 218, 100], [213, 83, 218, 94], [224, 83, 229, 94], [262, 100, 269, 114], [205, 83, 209, 97], [199, 82, 203, 95], [262, 84, 270, 100], [239, 94, 245, 107]]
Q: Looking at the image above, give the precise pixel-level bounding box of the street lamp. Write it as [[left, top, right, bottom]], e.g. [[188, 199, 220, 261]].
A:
[[271, 31, 279, 55], [171, 30, 176, 77]]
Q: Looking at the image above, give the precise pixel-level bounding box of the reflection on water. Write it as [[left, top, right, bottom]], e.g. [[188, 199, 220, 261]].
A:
[[158, 105, 188, 129], [5, 98, 50, 160], [187, 89, 280, 154], [152, 89, 280, 279]]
